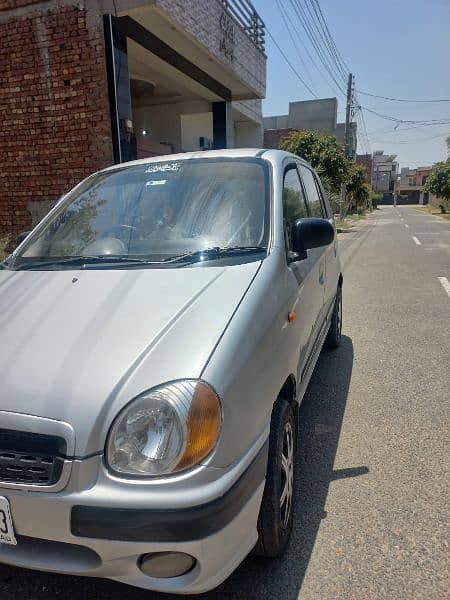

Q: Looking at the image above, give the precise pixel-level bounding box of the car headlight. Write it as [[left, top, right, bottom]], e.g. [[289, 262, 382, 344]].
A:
[[106, 380, 222, 477]]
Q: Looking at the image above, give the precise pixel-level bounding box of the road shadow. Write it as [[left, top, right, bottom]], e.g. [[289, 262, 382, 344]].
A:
[[202, 334, 359, 600], [0, 336, 361, 600]]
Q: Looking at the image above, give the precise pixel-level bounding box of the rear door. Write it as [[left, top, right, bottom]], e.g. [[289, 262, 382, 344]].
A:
[[282, 163, 324, 381], [297, 164, 329, 330], [314, 172, 339, 315]]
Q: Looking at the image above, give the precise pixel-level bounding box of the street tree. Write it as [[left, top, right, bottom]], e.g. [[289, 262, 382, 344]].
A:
[[424, 159, 450, 210], [280, 130, 371, 214], [346, 163, 370, 212], [279, 130, 351, 194]]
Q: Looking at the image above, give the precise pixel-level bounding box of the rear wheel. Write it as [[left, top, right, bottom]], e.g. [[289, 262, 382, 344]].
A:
[[325, 284, 342, 348], [254, 398, 296, 557]]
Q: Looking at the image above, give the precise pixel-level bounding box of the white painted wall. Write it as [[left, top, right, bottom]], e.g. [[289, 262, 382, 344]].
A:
[[234, 121, 263, 147], [133, 100, 212, 152], [181, 112, 213, 151]]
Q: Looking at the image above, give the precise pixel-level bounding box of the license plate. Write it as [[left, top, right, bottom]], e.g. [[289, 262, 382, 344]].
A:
[[0, 497, 17, 546]]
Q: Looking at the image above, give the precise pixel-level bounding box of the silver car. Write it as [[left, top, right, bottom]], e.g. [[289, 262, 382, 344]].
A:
[[0, 149, 342, 594]]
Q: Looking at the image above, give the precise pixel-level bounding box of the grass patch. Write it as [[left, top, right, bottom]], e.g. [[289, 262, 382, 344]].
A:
[[414, 206, 450, 221], [336, 210, 371, 233], [346, 212, 368, 221]]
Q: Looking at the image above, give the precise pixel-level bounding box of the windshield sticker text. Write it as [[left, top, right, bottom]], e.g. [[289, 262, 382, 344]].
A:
[[146, 163, 180, 174], [146, 180, 167, 186]]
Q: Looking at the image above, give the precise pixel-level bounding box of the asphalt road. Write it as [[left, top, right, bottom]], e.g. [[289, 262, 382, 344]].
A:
[[1, 205, 448, 599]]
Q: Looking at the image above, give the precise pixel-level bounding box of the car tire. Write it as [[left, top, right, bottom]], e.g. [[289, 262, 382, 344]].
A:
[[253, 397, 296, 557], [325, 284, 342, 348]]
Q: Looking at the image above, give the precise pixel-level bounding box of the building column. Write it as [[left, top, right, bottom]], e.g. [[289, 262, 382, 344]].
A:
[[103, 15, 136, 163], [212, 101, 234, 149]]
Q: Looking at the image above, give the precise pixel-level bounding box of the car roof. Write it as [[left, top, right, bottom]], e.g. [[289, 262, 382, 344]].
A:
[[100, 148, 311, 173]]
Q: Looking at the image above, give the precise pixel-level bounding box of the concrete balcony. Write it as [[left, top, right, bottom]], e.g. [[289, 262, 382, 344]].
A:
[[114, 0, 266, 101], [106, 0, 267, 157]]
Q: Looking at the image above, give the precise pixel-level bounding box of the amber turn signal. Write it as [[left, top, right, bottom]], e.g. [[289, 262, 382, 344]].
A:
[[175, 382, 222, 471]]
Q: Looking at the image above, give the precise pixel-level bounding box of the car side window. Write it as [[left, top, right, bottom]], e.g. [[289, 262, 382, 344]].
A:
[[299, 166, 325, 218], [283, 166, 308, 252], [313, 173, 332, 218]]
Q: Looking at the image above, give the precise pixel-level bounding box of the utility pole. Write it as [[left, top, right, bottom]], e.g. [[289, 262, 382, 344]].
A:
[[340, 72, 354, 219]]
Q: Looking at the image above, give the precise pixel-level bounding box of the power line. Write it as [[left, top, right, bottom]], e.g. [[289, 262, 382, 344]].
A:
[[355, 112, 369, 154], [280, 1, 344, 98], [297, 0, 347, 91], [356, 89, 450, 103], [274, 0, 319, 97], [355, 106, 372, 154], [265, 27, 318, 98], [366, 122, 450, 135], [308, 0, 348, 82], [304, 0, 347, 83], [288, 0, 347, 96], [311, 0, 351, 74], [299, 0, 366, 157], [371, 132, 449, 144], [361, 105, 450, 125]]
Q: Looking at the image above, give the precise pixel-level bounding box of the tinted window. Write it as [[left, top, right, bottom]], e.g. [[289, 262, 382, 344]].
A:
[[283, 166, 308, 251], [299, 166, 325, 218]]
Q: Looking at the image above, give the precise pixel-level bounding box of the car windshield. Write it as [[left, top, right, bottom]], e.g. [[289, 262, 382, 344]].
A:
[[12, 158, 269, 268]]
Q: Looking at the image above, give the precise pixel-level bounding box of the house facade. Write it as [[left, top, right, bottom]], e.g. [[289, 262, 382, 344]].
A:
[[397, 166, 433, 204], [0, 0, 266, 234], [372, 151, 398, 195]]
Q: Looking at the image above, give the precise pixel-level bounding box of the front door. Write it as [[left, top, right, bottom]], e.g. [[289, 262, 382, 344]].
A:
[[298, 164, 332, 320], [282, 163, 325, 382]]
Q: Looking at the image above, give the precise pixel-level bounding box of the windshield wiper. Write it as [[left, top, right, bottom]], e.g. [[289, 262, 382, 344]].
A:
[[9, 247, 267, 270], [11, 255, 164, 270], [163, 246, 267, 264]]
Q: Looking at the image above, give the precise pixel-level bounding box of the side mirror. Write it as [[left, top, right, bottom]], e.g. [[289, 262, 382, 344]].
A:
[[291, 218, 335, 260], [16, 231, 31, 246]]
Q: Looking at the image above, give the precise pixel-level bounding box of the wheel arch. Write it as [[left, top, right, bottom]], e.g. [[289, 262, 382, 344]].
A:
[[277, 374, 298, 445]]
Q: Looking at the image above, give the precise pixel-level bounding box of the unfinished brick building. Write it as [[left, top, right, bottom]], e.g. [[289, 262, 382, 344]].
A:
[[0, 0, 266, 235]]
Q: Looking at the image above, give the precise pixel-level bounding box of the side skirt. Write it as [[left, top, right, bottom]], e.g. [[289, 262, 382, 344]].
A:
[[297, 298, 334, 402]]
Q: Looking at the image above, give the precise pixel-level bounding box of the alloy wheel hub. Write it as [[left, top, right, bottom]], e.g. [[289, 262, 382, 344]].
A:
[[280, 421, 294, 528]]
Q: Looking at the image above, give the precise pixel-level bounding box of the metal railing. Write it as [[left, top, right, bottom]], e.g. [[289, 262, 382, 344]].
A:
[[220, 0, 266, 53]]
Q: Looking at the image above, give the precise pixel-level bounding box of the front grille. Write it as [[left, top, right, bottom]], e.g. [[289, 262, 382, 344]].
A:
[[0, 429, 67, 486]]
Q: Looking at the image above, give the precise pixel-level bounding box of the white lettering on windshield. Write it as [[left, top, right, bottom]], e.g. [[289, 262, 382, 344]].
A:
[[146, 163, 180, 173], [146, 180, 167, 186]]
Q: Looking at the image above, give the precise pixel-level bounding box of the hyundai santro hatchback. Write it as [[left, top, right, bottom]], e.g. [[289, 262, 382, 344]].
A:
[[0, 149, 342, 594]]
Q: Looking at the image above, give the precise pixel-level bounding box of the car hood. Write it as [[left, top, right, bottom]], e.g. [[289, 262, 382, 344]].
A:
[[0, 262, 260, 455]]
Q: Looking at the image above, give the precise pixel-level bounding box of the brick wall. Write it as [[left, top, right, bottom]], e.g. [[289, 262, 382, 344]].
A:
[[0, 2, 113, 235], [0, 1, 42, 9], [263, 128, 295, 150]]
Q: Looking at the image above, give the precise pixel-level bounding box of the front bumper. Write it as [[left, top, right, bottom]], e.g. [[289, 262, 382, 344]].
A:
[[0, 440, 267, 594]]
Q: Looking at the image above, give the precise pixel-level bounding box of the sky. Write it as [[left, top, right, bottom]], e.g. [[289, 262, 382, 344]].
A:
[[252, 0, 450, 169]]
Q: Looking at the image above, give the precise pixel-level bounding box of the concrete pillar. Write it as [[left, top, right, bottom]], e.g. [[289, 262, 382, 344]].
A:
[[213, 101, 234, 149], [104, 15, 135, 163]]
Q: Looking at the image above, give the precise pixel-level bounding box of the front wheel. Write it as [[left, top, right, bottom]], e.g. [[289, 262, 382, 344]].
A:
[[325, 284, 342, 348], [254, 398, 296, 557]]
